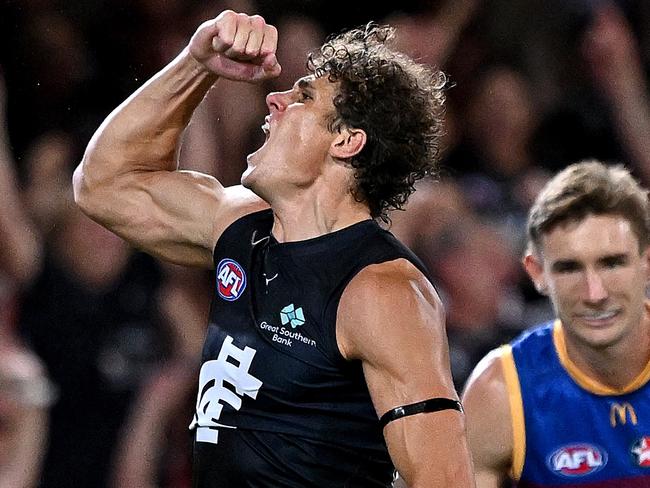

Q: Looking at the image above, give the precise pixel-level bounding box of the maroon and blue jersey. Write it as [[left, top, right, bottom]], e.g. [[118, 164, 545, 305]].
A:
[[500, 320, 650, 488], [190, 209, 428, 487]]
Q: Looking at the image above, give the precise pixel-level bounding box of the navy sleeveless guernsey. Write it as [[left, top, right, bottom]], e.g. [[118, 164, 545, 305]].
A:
[[500, 320, 650, 488], [190, 209, 428, 487]]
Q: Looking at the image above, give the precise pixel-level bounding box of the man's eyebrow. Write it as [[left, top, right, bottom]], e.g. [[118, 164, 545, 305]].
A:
[[296, 78, 315, 91], [550, 259, 580, 272], [598, 253, 629, 264]]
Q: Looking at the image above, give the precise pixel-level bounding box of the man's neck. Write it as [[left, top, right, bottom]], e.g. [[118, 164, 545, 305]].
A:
[[562, 318, 650, 392], [269, 186, 371, 243]]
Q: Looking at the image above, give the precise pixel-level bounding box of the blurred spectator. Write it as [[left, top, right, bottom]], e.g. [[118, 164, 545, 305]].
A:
[[390, 179, 470, 253], [1, 6, 97, 161], [22, 132, 78, 239], [387, 0, 481, 69], [0, 69, 53, 488], [392, 181, 551, 388], [17, 132, 170, 488], [426, 218, 531, 388], [445, 0, 634, 171], [0, 74, 41, 287], [270, 14, 325, 92], [255, 0, 435, 33], [446, 65, 550, 255], [583, 3, 650, 184], [111, 265, 210, 488], [0, 343, 55, 488]]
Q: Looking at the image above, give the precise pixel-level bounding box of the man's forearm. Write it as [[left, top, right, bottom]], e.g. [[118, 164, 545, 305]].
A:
[[78, 49, 218, 186]]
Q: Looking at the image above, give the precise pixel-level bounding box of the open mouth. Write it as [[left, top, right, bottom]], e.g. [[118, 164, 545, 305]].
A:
[[577, 309, 621, 325], [261, 116, 271, 140]]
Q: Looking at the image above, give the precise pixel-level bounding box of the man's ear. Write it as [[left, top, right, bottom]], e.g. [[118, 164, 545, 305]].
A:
[[523, 252, 548, 296], [330, 128, 367, 159]]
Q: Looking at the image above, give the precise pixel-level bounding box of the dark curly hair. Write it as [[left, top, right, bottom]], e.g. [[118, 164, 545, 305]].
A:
[[307, 22, 447, 221]]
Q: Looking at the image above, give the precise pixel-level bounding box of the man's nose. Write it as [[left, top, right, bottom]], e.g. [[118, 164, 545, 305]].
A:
[[583, 269, 609, 303], [265, 89, 291, 112]]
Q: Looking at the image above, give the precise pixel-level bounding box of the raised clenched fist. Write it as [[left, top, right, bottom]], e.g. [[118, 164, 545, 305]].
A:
[[189, 10, 281, 83]]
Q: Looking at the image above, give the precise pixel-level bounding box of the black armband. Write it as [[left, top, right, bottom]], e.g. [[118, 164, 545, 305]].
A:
[[379, 398, 463, 428]]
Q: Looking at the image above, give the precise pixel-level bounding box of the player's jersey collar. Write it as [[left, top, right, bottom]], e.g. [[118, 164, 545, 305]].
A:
[[553, 320, 650, 395]]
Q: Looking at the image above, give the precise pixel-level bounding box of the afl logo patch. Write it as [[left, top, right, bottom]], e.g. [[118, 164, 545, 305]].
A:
[[216, 259, 247, 301], [547, 444, 607, 477]]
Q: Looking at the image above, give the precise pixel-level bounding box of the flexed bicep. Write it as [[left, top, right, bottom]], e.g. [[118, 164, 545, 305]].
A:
[[75, 167, 266, 268]]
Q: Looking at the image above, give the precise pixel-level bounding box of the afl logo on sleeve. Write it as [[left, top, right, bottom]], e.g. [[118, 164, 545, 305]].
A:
[[216, 259, 247, 301], [547, 444, 607, 477]]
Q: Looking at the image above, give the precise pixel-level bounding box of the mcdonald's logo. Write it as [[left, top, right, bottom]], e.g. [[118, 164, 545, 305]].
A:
[[610, 402, 638, 427]]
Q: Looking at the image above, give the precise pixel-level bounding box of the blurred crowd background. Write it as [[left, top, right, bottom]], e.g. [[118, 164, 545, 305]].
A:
[[0, 0, 649, 486]]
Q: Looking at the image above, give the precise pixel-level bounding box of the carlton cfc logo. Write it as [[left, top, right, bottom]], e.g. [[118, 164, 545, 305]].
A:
[[548, 444, 607, 477], [216, 259, 247, 301]]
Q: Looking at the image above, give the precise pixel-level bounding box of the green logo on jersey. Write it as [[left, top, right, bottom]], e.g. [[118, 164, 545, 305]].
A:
[[280, 304, 305, 328]]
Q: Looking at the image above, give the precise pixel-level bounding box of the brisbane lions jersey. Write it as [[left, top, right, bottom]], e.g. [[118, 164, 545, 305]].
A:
[[190, 209, 428, 487], [500, 321, 650, 487]]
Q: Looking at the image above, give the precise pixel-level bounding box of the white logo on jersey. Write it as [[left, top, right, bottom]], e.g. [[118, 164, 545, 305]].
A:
[[547, 444, 607, 477], [216, 259, 246, 301], [190, 335, 263, 444], [250, 230, 270, 247], [264, 272, 278, 286]]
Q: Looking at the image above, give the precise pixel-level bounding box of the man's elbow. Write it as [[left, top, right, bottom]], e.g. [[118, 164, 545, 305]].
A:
[[72, 161, 105, 220], [72, 163, 90, 211]]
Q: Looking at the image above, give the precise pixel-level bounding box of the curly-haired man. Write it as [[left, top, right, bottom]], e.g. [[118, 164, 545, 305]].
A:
[[73, 10, 474, 487]]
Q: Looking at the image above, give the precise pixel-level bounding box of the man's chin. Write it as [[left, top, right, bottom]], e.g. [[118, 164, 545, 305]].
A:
[[241, 167, 264, 199], [570, 321, 626, 350], [241, 162, 255, 188], [240, 172, 252, 189]]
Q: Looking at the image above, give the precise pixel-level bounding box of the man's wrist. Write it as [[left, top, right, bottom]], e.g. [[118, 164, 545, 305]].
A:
[[163, 48, 219, 97], [182, 47, 220, 80]]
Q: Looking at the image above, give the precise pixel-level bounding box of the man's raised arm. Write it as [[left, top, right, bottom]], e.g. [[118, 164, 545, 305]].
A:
[[73, 11, 280, 268]]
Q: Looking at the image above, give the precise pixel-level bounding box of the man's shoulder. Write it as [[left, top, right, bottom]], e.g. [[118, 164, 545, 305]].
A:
[[337, 258, 443, 361], [509, 320, 556, 353], [461, 345, 514, 474], [333, 220, 436, 310], [208, 183, 269, 239], [346, 258, 438, 310], [213, 198, 272, 247], [464, 347, 509, 392]]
